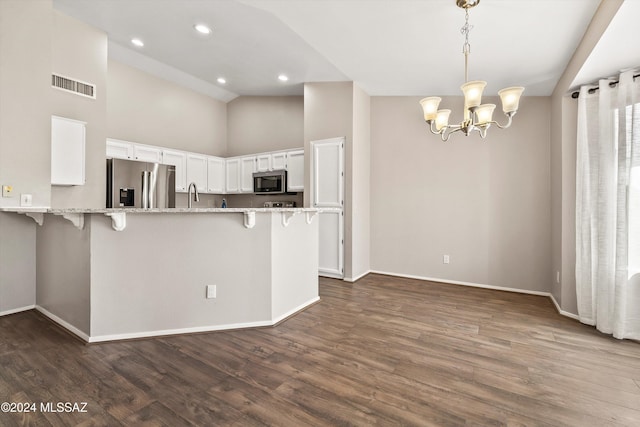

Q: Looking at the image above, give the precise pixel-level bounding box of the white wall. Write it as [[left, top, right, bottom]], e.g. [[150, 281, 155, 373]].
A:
[[304, 82, 361, 280], [36, 214, 90, 335], [0, 213, 36, 315], [350, 85, 371, 281], [107, 60, 227, 156], [370, 96, 551, 293], [51, 10, 108, 209], [227, 96, 303, 156], [0, 0, 52, 209], [0, 0, 52, 315]]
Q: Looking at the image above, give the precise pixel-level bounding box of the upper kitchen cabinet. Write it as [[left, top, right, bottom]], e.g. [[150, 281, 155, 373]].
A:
[[162, 149, 187, 192], [225, 158, 240, 193], [240, 156, 256, 193], [107, 139, 163, 163], [106, 138, 133, 160], [207, 156, 225, 194], [51, 116, 86, 186], [225, 155, 256, 193], [186, 153, 207, 192], [256, 151, 287, 172], [133, 144, 163, 163], [287, 149, 304, 192]]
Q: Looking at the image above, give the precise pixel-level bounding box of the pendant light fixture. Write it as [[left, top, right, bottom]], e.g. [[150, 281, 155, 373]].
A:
[[420, 0, 524, 141]]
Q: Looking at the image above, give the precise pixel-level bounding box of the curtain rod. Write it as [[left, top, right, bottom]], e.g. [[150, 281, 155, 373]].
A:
[[571, 73, 640, 99]]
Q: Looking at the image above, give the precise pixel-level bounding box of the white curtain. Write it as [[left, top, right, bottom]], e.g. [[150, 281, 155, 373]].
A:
[[576, 69, 640, 340]]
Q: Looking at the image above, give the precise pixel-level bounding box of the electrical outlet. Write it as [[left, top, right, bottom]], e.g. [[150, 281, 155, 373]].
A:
[[2, 185, 13, 198], [20, 194, 32, 207], [206, 285, 217, 299], [443, 254, 450, 264]]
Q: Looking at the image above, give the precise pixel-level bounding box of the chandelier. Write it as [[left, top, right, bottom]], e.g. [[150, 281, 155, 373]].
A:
[[419, 0, 524, 141]]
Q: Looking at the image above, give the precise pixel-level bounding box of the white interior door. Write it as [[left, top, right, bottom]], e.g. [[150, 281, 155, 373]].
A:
[[311, 137, 344, 279]]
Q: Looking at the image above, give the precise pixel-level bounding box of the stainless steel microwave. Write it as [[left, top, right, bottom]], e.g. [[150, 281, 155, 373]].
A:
[[253, 170, 287, 194]]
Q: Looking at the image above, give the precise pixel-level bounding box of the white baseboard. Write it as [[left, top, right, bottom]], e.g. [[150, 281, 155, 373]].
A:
[[272, 296, 320, 325], [344, 270, 371, 283], [370, 270, 550, 296], [88, 320, 274, 343], [369, 270, 580, 320], [0, 304, 35, 317], [548, 293, 580, 320], [40, 297, 320, 344], [35, 305, 91, 342]]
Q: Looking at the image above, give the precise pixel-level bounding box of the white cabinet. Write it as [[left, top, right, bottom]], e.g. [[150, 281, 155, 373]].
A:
[[207, 157, 225, 194], [225, 158, 240, 193], [312, 137, 345, 278], [287, 149, 304, 192], [133, 144, 163, 163], [256, 151, 287, 172], [51, 116, 85, 186], [107, 139, 162, 163], [256, 154, 271, 172], [272, 152, 287, 170], [163, 149, 187, 192], [240, 156, 256, 193], [106, 139, 133, 159], [186, 153, 207, 192], [226, 156, 256, 193]]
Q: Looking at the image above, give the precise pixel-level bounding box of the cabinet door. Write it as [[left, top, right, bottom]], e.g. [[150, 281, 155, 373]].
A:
[[133, 144, 163, 163], [225, 158, 240, 193], [271, 152, 287, 170], [51, 116, 86, 186], [240, 156, 256, 193], [312, 138, 344, 207], [163, 149, 187, 192], [286, 149, 304, 192], [318, 210, 344, 278], [106, 138, 132, 160], [207, 157, 225, 194], [256, 154, 271, 172], [311, 137, 345, 279], [186, 153, 207, 192]]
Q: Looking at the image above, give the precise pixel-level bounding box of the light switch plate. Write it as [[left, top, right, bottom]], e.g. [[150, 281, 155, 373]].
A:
[[20, 194, 33, 207], [206, 285, 217, 299]]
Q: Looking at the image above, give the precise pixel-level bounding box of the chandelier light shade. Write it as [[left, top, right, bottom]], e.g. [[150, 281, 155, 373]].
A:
[[420, 0, 524, 141]]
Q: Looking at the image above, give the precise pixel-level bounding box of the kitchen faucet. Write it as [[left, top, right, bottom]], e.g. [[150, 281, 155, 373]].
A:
[[187, 182, 199, 208]]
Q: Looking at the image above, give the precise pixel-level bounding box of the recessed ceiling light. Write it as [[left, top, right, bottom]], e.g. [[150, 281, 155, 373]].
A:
[[217, 77, 226, 84], [194, 24, 212, 35], [278, 74, 289, 82], [131, 38, 144, 47]]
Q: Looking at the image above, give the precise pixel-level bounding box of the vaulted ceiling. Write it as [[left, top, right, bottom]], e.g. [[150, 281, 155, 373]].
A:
[[53, 0, 638, 102]]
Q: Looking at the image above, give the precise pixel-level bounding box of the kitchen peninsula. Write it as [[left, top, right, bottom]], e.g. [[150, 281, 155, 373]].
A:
[[2, 207, 320, 343]]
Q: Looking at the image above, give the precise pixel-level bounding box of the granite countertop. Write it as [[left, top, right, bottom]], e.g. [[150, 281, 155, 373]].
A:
[[0, 207, 332, 214]]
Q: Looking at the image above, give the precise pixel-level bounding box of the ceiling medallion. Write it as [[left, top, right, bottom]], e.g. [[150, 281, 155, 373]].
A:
[[420, 0, 524, 141]]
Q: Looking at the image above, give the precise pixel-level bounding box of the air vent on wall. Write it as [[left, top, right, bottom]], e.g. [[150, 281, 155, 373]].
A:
[[51, 74, 96, 99]]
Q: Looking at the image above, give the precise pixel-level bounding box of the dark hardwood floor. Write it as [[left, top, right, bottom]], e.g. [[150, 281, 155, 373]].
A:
[[1, 274, 640, 426]]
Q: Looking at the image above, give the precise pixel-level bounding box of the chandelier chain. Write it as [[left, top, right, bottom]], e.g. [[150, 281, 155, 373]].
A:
[[460, 8, 473, 82]]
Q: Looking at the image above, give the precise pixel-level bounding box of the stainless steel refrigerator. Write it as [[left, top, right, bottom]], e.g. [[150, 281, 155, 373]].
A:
[[106, 159, 176, 208]]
